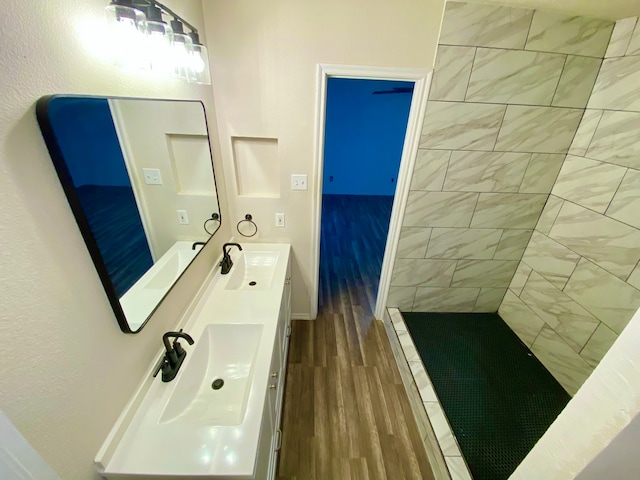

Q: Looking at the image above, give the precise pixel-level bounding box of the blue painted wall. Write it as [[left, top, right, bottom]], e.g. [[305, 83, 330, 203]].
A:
[[48, 97, 130, 188], [322, 78, 413, 196]]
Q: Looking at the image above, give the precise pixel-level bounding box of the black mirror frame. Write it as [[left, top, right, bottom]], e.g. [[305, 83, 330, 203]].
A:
[[35, 95, 222, 334]]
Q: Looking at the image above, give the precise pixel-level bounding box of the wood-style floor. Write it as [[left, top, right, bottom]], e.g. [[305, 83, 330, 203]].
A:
[[277, 194, 436, 480]]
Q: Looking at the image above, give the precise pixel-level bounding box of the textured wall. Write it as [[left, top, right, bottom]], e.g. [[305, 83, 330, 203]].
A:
[[0, 1, 231, 479], [387, 2, 613, 314], [499, 16, 640, 395]]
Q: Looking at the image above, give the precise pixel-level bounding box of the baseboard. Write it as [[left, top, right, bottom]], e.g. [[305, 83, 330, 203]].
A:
[[291, 313, 314, 320]]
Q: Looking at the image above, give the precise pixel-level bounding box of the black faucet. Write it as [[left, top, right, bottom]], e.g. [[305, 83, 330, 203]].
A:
[[192, 241, 206, 250], [153, 330, 195, 382], [220, 243, 242, 274]]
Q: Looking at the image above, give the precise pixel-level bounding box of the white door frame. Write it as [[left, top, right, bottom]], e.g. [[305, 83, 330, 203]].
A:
[[310, 64, 432, 320]]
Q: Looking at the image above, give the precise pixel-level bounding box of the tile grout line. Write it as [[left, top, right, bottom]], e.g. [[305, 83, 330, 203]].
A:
[[462, 46, 479, 103], [603, 167, 629, 217], [549, 54, 569, 106], [436, 43, 607, 60]]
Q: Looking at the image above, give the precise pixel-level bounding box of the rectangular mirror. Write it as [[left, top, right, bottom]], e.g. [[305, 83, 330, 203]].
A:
[[36, 96, 221, 333]]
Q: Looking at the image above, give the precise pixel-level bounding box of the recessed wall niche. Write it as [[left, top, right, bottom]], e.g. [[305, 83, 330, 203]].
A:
[[231, 136, 280, 197], [166, 134, 216, 195]]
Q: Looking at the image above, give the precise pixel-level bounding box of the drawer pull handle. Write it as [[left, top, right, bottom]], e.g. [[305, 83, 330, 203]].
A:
[[271, 372, 278, 378], [270, 383, 277, 390], [286, 325, 291, 337], [275, 428, 283, 451]]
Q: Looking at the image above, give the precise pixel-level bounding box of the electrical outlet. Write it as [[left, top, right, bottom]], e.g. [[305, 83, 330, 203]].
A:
[[275, 213, 285, 227], [177, 210, 189, 225], [143, 168, 162, 185], [291, 174, 308, 191]]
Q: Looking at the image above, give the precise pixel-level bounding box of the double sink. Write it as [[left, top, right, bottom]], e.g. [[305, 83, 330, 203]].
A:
[[96, 243, 290, 478]]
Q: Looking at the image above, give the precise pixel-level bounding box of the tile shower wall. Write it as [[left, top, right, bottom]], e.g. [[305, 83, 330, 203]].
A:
[[388, 1, 613, 314], [499, 16, 640, 396]]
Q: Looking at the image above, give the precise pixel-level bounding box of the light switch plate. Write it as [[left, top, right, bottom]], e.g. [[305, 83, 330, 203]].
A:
[[275, 213, 285, 227], [291, 174, 308, 191], [143, 168, 162, 185]]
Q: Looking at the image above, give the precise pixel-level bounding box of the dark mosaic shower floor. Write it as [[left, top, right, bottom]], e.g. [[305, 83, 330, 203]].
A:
[[402, 312, 571, 480]]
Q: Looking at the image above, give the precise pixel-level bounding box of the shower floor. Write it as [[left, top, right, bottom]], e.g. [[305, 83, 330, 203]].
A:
[[402, 312, 570, 480]]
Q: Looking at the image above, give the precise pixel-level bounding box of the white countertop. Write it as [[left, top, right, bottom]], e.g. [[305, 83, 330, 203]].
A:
[[98, 243, 291, 478]]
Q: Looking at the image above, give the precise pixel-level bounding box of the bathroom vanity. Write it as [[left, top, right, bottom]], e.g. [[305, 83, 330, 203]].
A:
[[95, 243, 291, 479]]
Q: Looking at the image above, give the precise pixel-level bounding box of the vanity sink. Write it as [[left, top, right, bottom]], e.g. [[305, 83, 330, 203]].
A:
[[160, 323, 263, 426], [225, 251, 280, 290], [145, 248, 198, 290]]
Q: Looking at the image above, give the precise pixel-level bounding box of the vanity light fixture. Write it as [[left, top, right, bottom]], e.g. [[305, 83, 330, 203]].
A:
[[104, 0, 211, 84]]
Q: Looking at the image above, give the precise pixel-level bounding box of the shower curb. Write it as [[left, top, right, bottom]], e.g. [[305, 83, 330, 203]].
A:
[[383, 308, 473, 480]]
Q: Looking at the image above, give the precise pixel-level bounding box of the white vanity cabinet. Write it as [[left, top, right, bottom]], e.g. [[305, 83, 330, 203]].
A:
[[254, 259, 291, 480], [95, 244, 294, 480]]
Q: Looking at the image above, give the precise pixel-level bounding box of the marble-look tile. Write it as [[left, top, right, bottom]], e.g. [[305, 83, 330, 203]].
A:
[[451, 259, 519, 288], [586, 111, 640, 170], [439, 1, 533, 49], [494, 229, 533, 260], [536, 195, 564, 235], [626, 19, 640, 55], [519, 153, 565, 194], [498, 290, 545, 347], [409, 362, 438, 402], [471, 193, 547, 229], [509, 262, 532, 296], [389, 307, 406, 331], [403, 191, 478, 227], [421, 101, 505, 151], [413, 287, 480, 312], [443, 151, 529, 193], [396, 227, 432, 259], [580, 323, 618, 368], [391, 259, 457, 287], [410, 150, 451, 191], [521, 272, 599, 352], [549, 202, 640, 279], [531, 325, 594, 395], [425, 228, 502, 260], [397, 330, 421, 363], [568, 110, 603, 157], [387, 286, 416, 311], [446, 456, 473, 480], [606, 169, 640, 229], [564, 258, 640, 334], [551, 156, 627, 213], [425, 401, 460, 456], [628, 262, 640, 290], [552, 56, 601, 108], [474, 288, 507, 312], [605, 17, 638, 58], [429, 45, 476, 101], [466, 48, 565, 105], [521, 231, 580, 289], [495, 106, 583, 154], [525, 11, 614, 58], [588, 56, 640, 112]]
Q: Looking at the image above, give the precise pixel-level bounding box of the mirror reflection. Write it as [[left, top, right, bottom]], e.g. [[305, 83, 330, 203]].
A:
[[37, 96, 220, 333]]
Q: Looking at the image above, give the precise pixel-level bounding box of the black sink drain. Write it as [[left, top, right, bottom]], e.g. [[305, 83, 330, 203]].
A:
[[212, 378, 224, 390], [249, 281, 257, 286]]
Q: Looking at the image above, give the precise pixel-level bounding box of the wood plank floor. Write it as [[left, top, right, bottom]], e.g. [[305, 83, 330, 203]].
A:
[[277, 195, 436, 480]]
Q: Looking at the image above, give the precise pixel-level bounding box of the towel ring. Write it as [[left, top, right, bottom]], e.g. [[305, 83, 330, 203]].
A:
[[237, 214, 258, 237], [204, 212, 220, 235]]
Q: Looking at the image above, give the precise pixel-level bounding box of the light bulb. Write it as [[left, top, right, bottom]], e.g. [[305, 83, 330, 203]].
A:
[[105, 4, 148, 70]]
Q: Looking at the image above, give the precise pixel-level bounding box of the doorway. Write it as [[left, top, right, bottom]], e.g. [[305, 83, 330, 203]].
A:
[[311, 65, 431, 320], [320, 77, 413, 315]]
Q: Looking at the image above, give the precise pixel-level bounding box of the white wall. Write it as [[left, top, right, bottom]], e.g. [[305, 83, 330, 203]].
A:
[[0, 1, 230, 479], [202, 0, 447, 317]]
